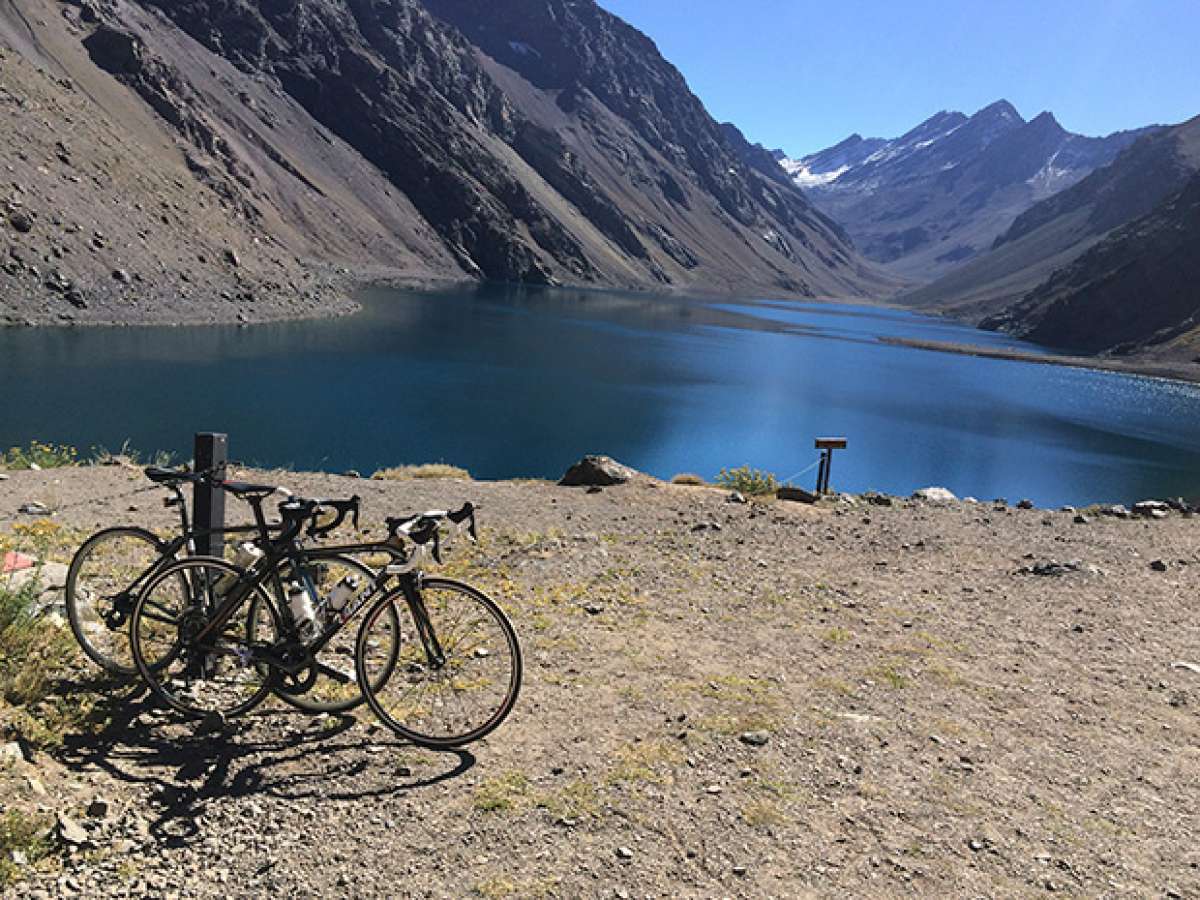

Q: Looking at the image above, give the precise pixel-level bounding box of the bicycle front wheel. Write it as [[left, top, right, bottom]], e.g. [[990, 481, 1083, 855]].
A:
[[356, 577, 522, 748], [65, 526, 173, 676], [130, 557, 279, 720]]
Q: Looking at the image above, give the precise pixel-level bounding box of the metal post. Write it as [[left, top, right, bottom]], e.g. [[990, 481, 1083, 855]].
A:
[[814, 438, 848, 496], [194, 432, 228, 558]]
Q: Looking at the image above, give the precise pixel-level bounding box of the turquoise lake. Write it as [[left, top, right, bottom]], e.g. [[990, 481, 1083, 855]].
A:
[[3, 284, 1200, 508]]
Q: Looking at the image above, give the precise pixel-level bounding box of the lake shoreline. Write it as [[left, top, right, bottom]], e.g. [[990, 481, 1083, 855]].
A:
[[879, 336, 1200, 386], [10, 264, 1197, 388]]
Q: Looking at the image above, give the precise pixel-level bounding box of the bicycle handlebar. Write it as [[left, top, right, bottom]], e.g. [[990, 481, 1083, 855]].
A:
[[306, 496, 361, 539], [385, 502, 477, 564]]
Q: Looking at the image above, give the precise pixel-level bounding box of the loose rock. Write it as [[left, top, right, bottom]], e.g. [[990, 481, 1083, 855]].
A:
[[739, 730, 770, 747], [559, 455, 639, 487], [913, 487, 957, 503], [56, 814, 88, 847]]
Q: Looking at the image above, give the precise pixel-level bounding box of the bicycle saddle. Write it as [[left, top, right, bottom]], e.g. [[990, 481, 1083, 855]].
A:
[[145, 466, 200, 485], [221, 481, 277, 500]]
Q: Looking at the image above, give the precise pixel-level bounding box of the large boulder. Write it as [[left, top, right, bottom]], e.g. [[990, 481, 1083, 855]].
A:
[[559, 455, 639, 487]]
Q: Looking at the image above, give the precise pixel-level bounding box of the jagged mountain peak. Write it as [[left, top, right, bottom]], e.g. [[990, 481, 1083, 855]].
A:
[[1027, 110, 1066, 133], [782, 100, 1155, 281], [974, 99, 1023, 122]]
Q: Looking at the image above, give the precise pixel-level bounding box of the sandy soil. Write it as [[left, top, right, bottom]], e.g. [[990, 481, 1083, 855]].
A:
[[1, 464, 1198, 898]]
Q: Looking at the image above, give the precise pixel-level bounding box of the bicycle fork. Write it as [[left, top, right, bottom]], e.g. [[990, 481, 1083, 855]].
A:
[[399, 576, 446, 670]]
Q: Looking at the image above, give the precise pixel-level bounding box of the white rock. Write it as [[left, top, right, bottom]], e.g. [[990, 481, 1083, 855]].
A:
[[913, 487, 957, 503]]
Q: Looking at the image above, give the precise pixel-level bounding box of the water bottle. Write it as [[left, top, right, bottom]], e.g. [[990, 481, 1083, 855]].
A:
[[213, 542, 263, 595], [287, 582, 320, 642], [327, 575, 360, 613]]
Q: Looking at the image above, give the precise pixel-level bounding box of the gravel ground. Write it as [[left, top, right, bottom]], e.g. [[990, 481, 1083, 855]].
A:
[[1, 464, 1198, 898]]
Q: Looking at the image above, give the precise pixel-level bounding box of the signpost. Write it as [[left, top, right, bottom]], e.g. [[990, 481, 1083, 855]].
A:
[[813, 437, 847, 495]]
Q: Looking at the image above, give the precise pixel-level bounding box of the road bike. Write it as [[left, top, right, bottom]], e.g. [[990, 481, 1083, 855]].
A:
[[126, 477, 521, 747]]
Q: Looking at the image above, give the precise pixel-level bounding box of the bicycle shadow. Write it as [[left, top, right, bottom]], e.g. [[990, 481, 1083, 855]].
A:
[[55, 678, 476, 848]]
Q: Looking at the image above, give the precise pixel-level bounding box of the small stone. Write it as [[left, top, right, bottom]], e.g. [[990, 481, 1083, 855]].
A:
[[583, 603, 604, 616], [739, 731, 770, 747], [1103, 504, 1130, 519], [18, 501, 50, 516], [1017, 499, 1035, 509], [56, 813, 88, 846], [1133, 500, 1170, 517], [1150, 559, 1168, 572], [0, 742, 24, 764], [732, 865, 748, 876], [1073, 514, 1089, 525], [704, 784, 722, 795], [111, 269, 132, 284], [726, 491, 747, 504], [224, 248, 241, 267], [8, 210, 33, 233], [86, 797, 111, 819], [615, 846, 634, 861]]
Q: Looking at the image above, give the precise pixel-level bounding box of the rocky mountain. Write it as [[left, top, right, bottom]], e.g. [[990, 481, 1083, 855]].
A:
[[902, 114, 1200, 346], [982, 171, 1200, 356], [780, 101, 1156, 281], [0, 0, 890, 325]]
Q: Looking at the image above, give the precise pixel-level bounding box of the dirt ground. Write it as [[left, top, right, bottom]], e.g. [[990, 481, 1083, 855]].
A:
[[1, 464, 1198, 898]]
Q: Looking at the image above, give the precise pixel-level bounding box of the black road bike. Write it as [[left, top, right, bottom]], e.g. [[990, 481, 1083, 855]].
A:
[[64, 466, 267, 677], [127, 478, 522, 747]]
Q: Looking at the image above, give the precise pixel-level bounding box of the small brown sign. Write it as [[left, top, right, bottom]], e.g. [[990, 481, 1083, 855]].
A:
[[814, 437, 848, 451]]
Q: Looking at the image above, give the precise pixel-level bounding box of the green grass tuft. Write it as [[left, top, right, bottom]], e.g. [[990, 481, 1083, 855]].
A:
[[715, 466, 778, 496]]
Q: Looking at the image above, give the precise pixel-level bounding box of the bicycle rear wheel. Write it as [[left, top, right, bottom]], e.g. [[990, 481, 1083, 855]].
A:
[[130, 557, 278, 720], [356, 577, 521, 748], [65, 526, 174, 676]]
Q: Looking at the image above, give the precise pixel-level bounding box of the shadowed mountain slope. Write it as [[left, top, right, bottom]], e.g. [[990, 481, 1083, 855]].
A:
[[0, 0, 892, 325]]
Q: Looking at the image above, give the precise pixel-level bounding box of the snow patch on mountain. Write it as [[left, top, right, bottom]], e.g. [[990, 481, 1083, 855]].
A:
[[780, 159, 849, 188]]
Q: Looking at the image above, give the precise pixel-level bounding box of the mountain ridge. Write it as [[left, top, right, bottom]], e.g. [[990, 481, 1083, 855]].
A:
[[779, 101, 1158, 281], [0, 0, 892, 326]]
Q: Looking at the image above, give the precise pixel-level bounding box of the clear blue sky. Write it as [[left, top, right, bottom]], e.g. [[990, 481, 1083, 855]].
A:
[[597, 0, 1200, 156]]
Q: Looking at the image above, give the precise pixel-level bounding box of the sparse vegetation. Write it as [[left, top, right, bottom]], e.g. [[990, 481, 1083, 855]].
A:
[[87, 440, 176, 468], [715, 465, 778, 496], [0, 809, 52, 888], [1, 442, 78, 470], [371, 463, 471, 481], [670, 472, 706, 486], [473, 771, 533, 813], [608, 738, 685, 785]]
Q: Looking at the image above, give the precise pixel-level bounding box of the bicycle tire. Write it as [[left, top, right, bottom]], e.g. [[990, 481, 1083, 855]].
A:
[[249, 554, 401, 714], [130, 556, 279, 720], [65, 526, 174, 676], [355, 577, 522, 748]]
